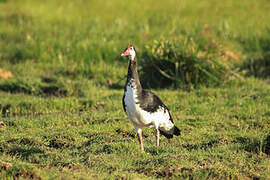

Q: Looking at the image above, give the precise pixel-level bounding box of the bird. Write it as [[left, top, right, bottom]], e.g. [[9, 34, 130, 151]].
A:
[[121, 45, 181, 152]]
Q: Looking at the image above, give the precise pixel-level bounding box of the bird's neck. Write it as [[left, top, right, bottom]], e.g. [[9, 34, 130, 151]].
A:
[[126, 56, 142, 91]]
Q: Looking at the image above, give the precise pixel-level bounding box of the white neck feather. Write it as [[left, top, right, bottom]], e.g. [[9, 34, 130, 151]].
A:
[[129, 50, 136, 61]]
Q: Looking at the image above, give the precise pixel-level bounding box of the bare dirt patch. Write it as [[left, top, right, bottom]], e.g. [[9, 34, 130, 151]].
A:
[[0, 161, 12, 171], [0, 68, 12, 79], [14, 170, 41, 180]]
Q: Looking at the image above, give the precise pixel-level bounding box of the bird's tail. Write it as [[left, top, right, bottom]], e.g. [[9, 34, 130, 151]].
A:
[[160, 126, 181, 139], [160, 130, 173, 139], [173, 126, 181, 136]]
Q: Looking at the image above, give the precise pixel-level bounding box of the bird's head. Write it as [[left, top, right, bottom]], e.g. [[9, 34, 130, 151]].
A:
[[121, 45, 136, 61]]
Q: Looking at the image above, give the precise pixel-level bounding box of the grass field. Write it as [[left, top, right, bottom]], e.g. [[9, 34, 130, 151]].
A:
[[1, 0, 270, 179]]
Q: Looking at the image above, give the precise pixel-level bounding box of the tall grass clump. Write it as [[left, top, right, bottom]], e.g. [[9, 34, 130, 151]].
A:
[[238, 30, 270, 78], [140, 37, 235, 89]]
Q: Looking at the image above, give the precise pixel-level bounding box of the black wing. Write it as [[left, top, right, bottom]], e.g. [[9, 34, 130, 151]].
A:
[[137, 90, 179, 138], [136, 90, 173, 122], [136, 90, 163, 113], [122, 94, 127, 113]]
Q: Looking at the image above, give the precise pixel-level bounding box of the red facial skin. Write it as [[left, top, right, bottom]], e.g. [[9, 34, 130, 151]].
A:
[[121, 46, 133, 56]]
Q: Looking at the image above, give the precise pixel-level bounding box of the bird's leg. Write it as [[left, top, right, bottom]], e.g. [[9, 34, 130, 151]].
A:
[[137, 131, 144, 152], [155, 128, 160, 148]]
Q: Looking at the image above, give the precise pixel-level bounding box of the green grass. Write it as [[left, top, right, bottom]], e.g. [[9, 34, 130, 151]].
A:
[[1, 78, 270, 179], [1, 0, 270, 179]]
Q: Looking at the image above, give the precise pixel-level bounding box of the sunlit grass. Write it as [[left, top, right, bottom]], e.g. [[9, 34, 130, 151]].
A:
[[1, 78, 270, 179]]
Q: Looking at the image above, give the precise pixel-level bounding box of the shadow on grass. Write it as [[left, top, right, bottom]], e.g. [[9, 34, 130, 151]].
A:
[[134, 164, 225, 179], [234, 136, 262, 153], [156, 166, 243, 179], [140, 59, 175, 89], [46, 135, 75, 149], [146, 148, 167, 156], [108, 83, 123, 90], [234, 135, 270, 155], [241, 52, 270, 78], [263, 135, 270, 155], [6, 146, 44, 160], [40, 85, 68, 97], [0, 81, 33, 94], [239, 31, 270, 78], [0, 103, 11, 117], [182, 139, 219, 151], [0, 79, 70, 97], [156, 166, 193, 179]]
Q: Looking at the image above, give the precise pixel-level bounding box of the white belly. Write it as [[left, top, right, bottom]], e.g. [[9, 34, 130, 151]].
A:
[[124, 86, 153, 127], [123, 85, 174, 131]]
